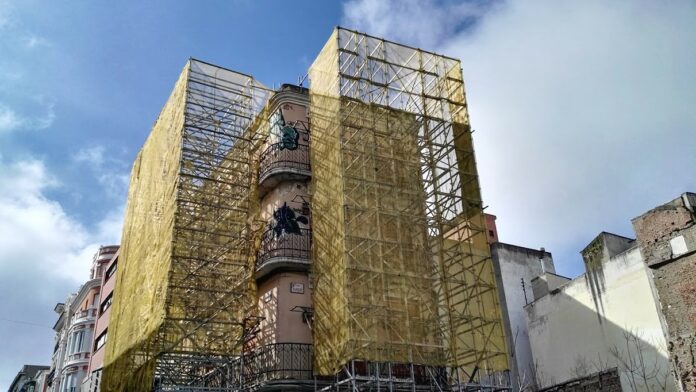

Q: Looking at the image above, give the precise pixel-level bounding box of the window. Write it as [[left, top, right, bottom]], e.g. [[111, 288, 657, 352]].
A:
[[63, 373, 76, 392], [105, 261, 117, 281], [93, 293, 100, 307], [69, 330, 85, 354], [94, 330, 108, 351], [100, 293, 113, 315]]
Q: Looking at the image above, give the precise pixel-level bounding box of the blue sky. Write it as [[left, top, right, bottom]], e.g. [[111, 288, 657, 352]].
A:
[[0, 1, 342, 387], [1, 0, 341, 226], [1, 0, 695, 389]]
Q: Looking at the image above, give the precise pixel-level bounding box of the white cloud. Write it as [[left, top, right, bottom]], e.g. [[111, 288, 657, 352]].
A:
[[73, 145, 106, 167], [0, 104, 23, 132], [23, 35, 49, 49], [342, 0, 696, 275], [0, 157, 122, 283], [73, 145, 131, 197], [0, 156, 123, 389], [0, 0, 13, 30], [343, 0, 491, 49], [0, 101, 55, 133]]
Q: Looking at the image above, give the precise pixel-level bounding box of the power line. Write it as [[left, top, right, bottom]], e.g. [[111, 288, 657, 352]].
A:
[[0, 318, 52, 329]]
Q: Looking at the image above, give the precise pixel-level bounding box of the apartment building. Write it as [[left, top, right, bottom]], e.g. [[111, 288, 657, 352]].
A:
[[82, 249, 119, 392], [8, 365, 49, 392], [101, 28, 508, 392], [47, 246, 118, 392]]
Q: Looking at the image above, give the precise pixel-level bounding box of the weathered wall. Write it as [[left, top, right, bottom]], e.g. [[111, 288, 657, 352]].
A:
[[491, 242, 555, 390], [526, 234, 674, 391], [633, 193, 696, 391], [540, 368, 622, 392]]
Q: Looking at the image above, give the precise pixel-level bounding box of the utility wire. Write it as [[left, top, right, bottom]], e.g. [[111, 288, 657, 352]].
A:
[[0, 317, 52, 329]]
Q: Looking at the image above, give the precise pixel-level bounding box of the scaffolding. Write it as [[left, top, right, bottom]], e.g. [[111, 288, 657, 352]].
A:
[[101, 59, 271, 392], [102, 27, 508, 392], [308, 28, 509, 390]]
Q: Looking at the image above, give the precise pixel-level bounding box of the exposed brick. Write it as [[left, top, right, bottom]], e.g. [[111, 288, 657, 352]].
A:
[[540, 368, 622, 392], [633, 193, 696, 391]]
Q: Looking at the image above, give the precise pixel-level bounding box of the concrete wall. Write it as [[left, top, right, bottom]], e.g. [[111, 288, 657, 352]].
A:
[[491, 242, 556, 391], [525, 233, 674, 391], [633, 192, 696, 391]]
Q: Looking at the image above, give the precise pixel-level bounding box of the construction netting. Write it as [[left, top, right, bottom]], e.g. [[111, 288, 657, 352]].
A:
[[102, 59, 271, 392], [308, 27, 508, 383]]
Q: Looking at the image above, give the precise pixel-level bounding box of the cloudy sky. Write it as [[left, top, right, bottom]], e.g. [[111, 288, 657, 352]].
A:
[[0, 0, 694, 389]]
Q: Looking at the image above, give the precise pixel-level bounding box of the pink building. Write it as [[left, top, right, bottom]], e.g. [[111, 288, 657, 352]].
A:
[[47, 245, 118, 392], [83, 248, 119, 392], [248, 84, 314, 385]]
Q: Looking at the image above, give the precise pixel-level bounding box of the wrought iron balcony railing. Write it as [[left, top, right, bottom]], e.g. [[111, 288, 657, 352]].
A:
[[244, 343, 313, 385], [258, 142, 311, 184], [257, 228, 311, 272]]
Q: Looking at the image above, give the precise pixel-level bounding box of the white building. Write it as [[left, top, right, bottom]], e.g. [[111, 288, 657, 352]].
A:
[[491, 242, 557, 391], [525, 232, 675, 391]]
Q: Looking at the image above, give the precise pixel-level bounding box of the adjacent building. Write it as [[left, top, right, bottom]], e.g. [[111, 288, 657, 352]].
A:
[[491, 241, 557, 391], [83, 249, 120, 392], [525, 231, 674, 391], [8, 365, 49, 392], [632, 192, 696, 391], [47, 246, 118, 392]]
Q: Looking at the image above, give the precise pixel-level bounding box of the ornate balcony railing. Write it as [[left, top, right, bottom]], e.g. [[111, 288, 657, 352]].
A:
[[258, 142, 311, 183], [244, 343, 313, 385], [257, 228, 311, 272]]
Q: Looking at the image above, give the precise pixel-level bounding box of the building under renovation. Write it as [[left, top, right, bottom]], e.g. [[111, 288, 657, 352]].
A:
[[101, 28, 509, 392]]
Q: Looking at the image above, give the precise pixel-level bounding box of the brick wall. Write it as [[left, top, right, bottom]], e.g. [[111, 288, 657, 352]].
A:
[[633, 193, 696, 391], [540, 368, 622, 392]]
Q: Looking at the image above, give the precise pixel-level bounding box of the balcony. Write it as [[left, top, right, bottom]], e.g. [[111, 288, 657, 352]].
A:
[[95, 246, 118, 261], [64, 351, 91, 368], [244, 343, 313, 386], [256, 228, 311, 279], [258, 142, 310, 197], [71, 307, 98, 326]]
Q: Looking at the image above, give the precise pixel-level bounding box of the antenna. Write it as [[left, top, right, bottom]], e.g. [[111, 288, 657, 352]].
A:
[[298, 73, 308, 87]]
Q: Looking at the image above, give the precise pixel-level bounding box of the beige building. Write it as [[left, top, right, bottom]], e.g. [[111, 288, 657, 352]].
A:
[[525, 232, 676, 391]]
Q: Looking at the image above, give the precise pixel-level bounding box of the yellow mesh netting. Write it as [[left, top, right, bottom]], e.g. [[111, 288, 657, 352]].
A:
[[308, 28, 508, 380], [102, 59, 271, 392]]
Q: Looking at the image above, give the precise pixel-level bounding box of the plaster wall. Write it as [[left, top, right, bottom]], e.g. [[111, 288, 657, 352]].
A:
[[491, 243, 555, 390], [526, 246, 674, 391], [259, 181, 311, 228], [255, 272, 313, 346]]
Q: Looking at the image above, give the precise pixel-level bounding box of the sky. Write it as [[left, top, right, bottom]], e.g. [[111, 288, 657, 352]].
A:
[[0, 0, 694, 389]]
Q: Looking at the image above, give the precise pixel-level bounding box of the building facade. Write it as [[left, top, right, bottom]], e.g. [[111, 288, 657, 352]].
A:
[[525, 232, 675, 391], [491, 242, 556, 391], [82, 248, 120, 392], [8, 365, 50, 392], [47, 246, 118, 392], [101, 28, 509, 392], [632, 192, 696, 391]]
